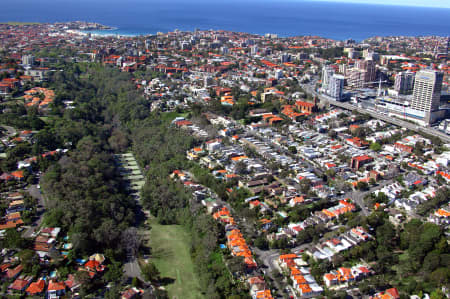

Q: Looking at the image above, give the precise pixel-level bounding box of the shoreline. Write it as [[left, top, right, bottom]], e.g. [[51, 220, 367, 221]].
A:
[[78, 28, 145, 37], [3, 20, 449, 42]]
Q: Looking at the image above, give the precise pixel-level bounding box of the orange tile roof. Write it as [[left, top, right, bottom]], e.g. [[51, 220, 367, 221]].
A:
[[9, 278, 30, 291], [26, 280, 45, 294], [11, 170, 24, 179], [47, 280, 66, 291], [279, 253, 298, 261], [436, 209, 450, 217], [324, 273, 337, 281]]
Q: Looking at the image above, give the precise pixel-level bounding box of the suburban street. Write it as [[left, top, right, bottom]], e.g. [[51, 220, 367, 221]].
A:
[[1, 125, 17, 136], [123, 258, 144, 281], [23, 184, 45, 238], [300, 83, 450, 143], [350, 179, 395, 216]]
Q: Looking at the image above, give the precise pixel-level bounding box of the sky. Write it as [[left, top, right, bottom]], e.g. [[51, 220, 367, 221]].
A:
[[311, 0, 450, 8]]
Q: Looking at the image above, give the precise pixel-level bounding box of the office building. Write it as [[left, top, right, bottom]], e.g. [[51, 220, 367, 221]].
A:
[[221, 46, 229, 55], [275, 69, 283, 80], [321, 65, 334, 94], [281, 53, 291, 63], [329, 74, 345, 101], [347, 59, 377, 88], [356, 59, 376, 82], [180, 41, 191, 50], [411, 70, 444, 124], [22, 54, 34, 66], [250, 45, 258, 56], [411, 70, 443, 112], [394, 72, 415, 94], [204, 76, 214, 87]]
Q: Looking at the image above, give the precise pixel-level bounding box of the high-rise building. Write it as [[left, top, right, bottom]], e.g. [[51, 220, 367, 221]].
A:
[[145, 39, 152, 49], [347, 48, 360, 59], [22, 54, 34, 66], [321, 65, 334, 94], [339, 64, 347, 76], [180, 41, 191, 50], [250, 45, 258, 56], [411, 70, 443, 113], [394, 72, 415, 94], [204, 76, 214, 87], [347, 69, 365, 88], [246, 39, 255, 46], [347, 59, 377, 88], [274, 69, 284, 80], [221, 46, 229, 55], [329, 74, 345, 101], [356, 59, 376, 82], [281, 53, 291, 63]]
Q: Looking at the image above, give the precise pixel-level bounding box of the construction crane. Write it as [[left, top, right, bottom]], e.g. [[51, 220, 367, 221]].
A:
[[351, 78, 389, 104], [364, 78, 389, 96]]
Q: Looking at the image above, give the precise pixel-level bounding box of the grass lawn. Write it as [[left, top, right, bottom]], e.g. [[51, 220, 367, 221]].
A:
[[160, 111, 189, 124], [39, 117, 50, 123], [147, 216, 204, 299], [398, 252, 409, 262]]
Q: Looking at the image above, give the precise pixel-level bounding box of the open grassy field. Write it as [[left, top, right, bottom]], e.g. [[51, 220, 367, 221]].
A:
[[148, 217, 204, 299], [160, 111, 189, 124]]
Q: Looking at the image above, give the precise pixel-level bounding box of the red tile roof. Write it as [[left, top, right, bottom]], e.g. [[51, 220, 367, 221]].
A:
[[47, 280, 66, 292], [26, 279, 45, 295]]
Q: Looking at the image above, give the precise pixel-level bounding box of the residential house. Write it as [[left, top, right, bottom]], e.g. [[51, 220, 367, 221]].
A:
[[47, 280, 66, 298], [5, 264, 23, 280], [9, 276, 33, 293], [26, 279, 46, 296]]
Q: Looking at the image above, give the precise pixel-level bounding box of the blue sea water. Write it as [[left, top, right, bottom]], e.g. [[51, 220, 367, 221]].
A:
[[1, 0, 449, 40]]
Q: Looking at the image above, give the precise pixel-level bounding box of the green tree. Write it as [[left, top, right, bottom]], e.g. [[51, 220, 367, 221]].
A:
[[3, 229, 27, 249], [19, 249, 38, 273], [356, 181, 369, 191], [141, 262, 160, 282], [370, 142, 382, 152]]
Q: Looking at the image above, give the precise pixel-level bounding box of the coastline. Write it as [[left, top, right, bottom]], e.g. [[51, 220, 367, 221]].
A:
[[79, 28, 146, 37], [2, 0, 449, 41]]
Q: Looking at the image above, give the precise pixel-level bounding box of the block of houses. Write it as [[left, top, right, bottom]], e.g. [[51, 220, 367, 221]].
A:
[[323, 273, 338, 287], [350, 155, 373, 170], [26, 279, 46, 296], [6, 200, 25, 214], [121, 287, 144, 299], [5, 264, 23, 280], [9, 276, 33, 293], [47, 280, 66, 298], [370, 288, 400, 299]]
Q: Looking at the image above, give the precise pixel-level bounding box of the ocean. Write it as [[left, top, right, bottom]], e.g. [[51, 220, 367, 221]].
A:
[[1, 0, 449, 40]]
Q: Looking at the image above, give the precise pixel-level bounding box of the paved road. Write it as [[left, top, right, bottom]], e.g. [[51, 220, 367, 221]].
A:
[[124, 257, 144, 280], [349, 179, 395, 216], [28, 184, 44, 203], [23, 184, 45, 238], [116, 153, 148, 281], [253, 242, 311, 298], [301, 84, 450, 143], [1, 125, 17, 136]]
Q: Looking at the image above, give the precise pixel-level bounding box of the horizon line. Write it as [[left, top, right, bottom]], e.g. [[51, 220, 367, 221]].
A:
[[304, 0, 450, 9]]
